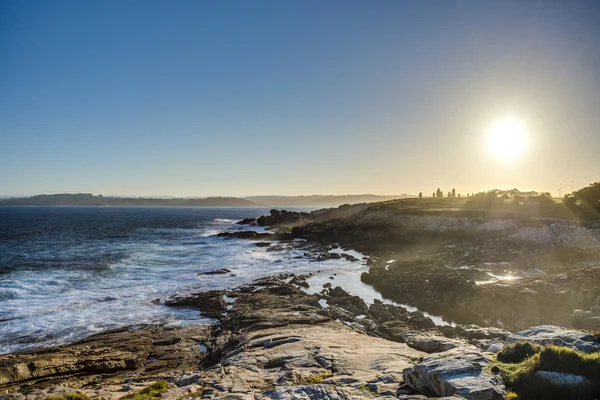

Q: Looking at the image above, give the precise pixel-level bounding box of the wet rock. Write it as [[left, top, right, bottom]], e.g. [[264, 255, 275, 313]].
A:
[[403, 352, 506, 400], [325, 287, 369, 316], [506, 325, 600, 353], [217, 231, 273, 240], [289, 276, 310, 289], [255, 242, 271, 247], [236, 217, 257, 225], [196, 268, 231, 275], [164, 290, 226, 318], [340, 253, 359, 262]]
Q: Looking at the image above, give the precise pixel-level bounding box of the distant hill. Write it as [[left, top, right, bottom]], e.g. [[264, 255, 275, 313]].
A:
[[245, 194, 415, 207], [0, 194, 259, 207], [0, 193, 416, 208]]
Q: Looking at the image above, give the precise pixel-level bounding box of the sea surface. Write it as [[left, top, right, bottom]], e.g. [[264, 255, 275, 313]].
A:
[[0, 206, 449, 354]]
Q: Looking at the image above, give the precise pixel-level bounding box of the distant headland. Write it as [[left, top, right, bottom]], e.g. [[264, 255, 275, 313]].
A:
[[0, 193, 414, 208]]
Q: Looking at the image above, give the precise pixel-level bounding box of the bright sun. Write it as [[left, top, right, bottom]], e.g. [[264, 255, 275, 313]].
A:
[[487, 118, 527, 162]]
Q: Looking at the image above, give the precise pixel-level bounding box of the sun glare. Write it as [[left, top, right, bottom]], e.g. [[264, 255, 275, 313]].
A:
[[487, 118, 527, 162]]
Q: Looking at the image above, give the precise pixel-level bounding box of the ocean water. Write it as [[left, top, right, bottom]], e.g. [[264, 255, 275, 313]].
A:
[[0, 206, 451, 354], [0, 207, 360, 353]]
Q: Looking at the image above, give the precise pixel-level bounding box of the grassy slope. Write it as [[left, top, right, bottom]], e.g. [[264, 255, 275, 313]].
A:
[[376, 197, 576, 220]]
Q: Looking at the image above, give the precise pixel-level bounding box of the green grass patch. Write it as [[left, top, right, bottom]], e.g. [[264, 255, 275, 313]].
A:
[[538, 346, 600, 379], [296, 371, 333, 385], [123, 380, 169, 400], [495, 346, 600, 400]]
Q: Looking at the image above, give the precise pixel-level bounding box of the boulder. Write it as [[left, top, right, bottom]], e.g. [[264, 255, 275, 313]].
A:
[[505, 325, 600, 353], [403, 352, 506, 400], [486, 340, 504, 353], [571, 309, 584, 328], [534, 370, 588, 386]]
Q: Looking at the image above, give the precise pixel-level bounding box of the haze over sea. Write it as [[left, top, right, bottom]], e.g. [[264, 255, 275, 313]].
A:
[[0, 206, 400, 354]]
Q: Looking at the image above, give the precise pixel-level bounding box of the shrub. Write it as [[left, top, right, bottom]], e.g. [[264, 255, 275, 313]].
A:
[[538, 346, 600, 379], [123, 381, 169, 400], [497, 341, 542, 363], [495, 345, 600, 400], [510, 374, 595, 400]]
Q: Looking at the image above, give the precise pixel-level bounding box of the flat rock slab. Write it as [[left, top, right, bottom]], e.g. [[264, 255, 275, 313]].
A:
[[403, 352, 505, 400], [534, 370, 589, 386], [405, 334, 466, 353], [505, 325, 600, 353], [257, 384, 397, 399]]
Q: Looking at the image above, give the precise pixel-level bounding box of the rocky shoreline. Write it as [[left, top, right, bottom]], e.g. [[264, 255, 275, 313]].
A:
[[2, 273, 599, 399], [0, 274, 510, 399], [237, 207, 600, 332], [2, 206, 600, 399]]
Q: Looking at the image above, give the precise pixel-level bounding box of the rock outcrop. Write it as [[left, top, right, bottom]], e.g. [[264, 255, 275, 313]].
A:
[[403, 352, 506, 400]]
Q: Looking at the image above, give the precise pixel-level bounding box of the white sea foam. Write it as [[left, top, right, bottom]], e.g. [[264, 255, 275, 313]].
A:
[[0, 208, 453, 353]]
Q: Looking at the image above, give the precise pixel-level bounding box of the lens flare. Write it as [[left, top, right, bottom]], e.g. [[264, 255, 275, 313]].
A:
[[487, 118, 527, 162]]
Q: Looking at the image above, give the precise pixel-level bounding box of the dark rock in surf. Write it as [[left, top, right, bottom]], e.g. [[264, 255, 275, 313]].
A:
[[236, 217, 257, 225], [196, 269, 231, 275], [217, 231, 271, 240]]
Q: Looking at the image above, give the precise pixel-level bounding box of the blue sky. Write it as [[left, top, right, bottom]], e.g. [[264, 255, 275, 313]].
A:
[[1, 1, 599, 196]]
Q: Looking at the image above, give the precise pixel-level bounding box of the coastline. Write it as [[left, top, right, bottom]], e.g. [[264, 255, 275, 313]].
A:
[[1, 205, 600, 399]]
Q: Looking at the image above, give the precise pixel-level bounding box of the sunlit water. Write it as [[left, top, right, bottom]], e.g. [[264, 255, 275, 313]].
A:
[[0, 206, 450, 354]]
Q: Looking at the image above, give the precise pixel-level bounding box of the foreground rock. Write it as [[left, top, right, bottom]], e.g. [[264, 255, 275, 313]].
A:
[[0, 325, 210, 395], [403, 352, 505, 400], [1, 276, 513, 399], [534, 371, 589, 386]]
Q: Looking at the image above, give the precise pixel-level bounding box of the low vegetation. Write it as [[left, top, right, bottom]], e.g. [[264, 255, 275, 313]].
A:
[[495, 345, 600, 400], [564, 182, 600, 219], [122, 381, 169, 400], [296, 371, 333, 385], [497, 341, 542, 363], [46, 394, 91, 400], [403, 183, 600, 222]]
